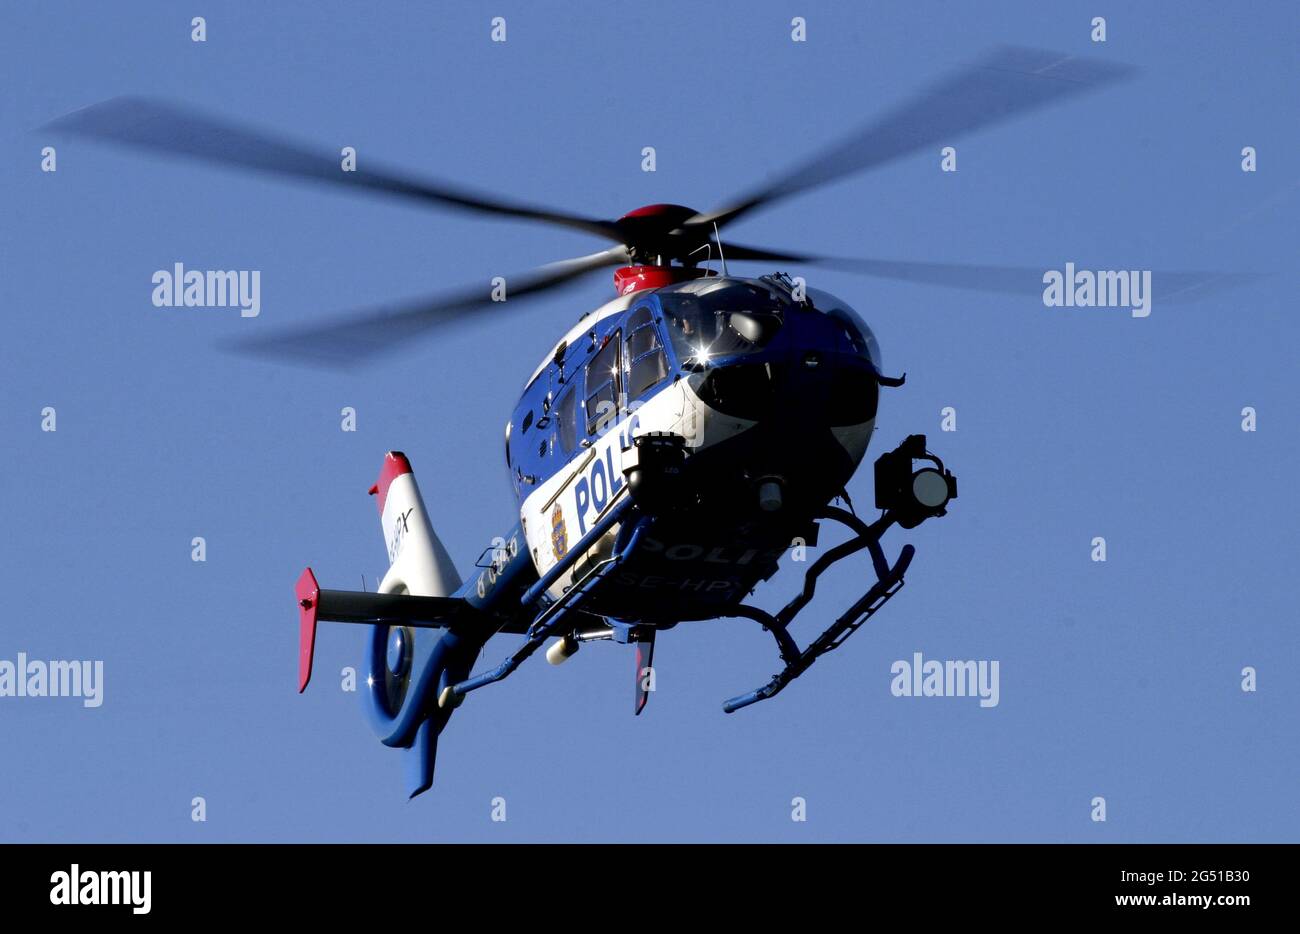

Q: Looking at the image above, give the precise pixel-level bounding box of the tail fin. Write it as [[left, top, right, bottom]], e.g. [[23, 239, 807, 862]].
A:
[[369, 452, 460, 599], [295, 452, 476, 798], [368, 452, 467, 798]]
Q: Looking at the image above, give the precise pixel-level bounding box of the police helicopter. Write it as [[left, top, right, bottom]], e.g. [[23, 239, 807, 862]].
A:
[[53, 47, 1225, 796]]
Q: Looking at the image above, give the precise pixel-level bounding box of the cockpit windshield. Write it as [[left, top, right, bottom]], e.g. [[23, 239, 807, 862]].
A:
[[659, 279, 788, 367]]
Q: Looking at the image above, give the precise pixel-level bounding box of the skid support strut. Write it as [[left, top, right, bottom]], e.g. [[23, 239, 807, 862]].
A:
[[721, 507, 914, 713]]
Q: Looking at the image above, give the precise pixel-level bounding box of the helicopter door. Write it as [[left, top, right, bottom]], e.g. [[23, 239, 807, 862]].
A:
[[585, 329, 623, 436], [624, 303, 669, 402]]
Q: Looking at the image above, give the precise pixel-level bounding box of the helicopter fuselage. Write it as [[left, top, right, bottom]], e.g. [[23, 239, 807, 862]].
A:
[[246, 41, 1113, 793], [507, 273, 885, 624]]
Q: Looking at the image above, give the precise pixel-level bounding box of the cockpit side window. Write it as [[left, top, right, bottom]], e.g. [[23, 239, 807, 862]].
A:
[[660, 281, 787, 366], [810, 289, 882, 373], [585, 330, 622, 434], [625, 305, 668, 399], [626, 304, 653, 331]]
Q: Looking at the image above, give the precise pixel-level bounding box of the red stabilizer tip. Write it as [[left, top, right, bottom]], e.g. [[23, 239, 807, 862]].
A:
[[296, 567, 320, 693]]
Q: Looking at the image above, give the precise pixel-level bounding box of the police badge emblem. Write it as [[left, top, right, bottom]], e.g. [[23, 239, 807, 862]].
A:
[[550, 503, 568, 561]]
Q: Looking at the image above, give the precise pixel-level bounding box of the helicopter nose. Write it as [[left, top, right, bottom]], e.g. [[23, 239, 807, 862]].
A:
[[688, 353, 871, 428], [682, 302, 880, 430]]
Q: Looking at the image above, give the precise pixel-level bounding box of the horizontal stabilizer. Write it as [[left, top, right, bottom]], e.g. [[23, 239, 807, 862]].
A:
[[296, 567, 483, 692]]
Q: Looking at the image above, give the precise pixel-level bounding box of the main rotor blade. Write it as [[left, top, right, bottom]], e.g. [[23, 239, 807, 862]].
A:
[[723, 242, 1257, 304], [688, 46, 1137, 232], [46, 97, 622, 241], [226, 246, 629, 368]]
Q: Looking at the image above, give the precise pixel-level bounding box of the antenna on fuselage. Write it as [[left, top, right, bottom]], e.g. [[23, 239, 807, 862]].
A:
[[713, 222, 729, 277]]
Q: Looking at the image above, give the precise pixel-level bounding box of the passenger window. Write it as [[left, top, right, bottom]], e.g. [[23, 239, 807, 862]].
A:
[[556, 388, 577, 453], [625, 308, 668, 399], [585, 331, 622, 434]]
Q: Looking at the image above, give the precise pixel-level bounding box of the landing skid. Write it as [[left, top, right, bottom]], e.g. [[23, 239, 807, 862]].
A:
[[720, 507, 913, 713]]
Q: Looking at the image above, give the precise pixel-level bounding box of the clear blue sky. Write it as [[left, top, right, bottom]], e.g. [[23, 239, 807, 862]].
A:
[[1, 0, 1295, 842]]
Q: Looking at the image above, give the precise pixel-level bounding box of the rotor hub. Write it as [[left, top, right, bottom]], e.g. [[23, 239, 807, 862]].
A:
[[616, 204, 708, 265]]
